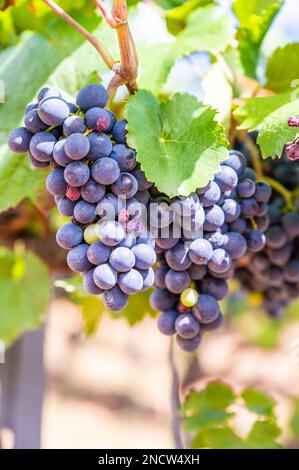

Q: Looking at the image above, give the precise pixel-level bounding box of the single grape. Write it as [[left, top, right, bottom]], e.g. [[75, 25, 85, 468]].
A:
[[176, 333, 201, 352], [91, 157, 120, 185], [64, 133, 90, 160], [266, 226, 287, 249], [193, 294, 220, 323], [99, 220, 125, 246], [208, 249, 232, 274], [282, 212, 299, 238], [93, 263, 117, 289], [284, 260, 299, 283], [57, 196, 76, 216], [164, 269, 190, 294], [131, 244, 156, 269], [29, 131, 56, 162], [83, 268, 104, 295], [165, 243, 191, 271], [46, 168, 67, 196], [28, 153, 49, 169], [25, 102, 38, 113], [38, 86, 61, 102], [85, 107, 112, 132], [201, 277, 228, 301], [175, 314, 200, 339], [38, 96, 69, 126], [24, 109, 48, 133], [215, 166, 238, 191], [157, 310, 178, 335], [139, 267, 155, 291], [229, 217, 247, 233], [189, 239, 213, 265], [53, 139, 72, 167], [255, 215, 270, 232], [221, 199, 241, 223], [111, 172, 138, 199], [254, 181, 272, 203], [110, 247, 136, 272], [112, 119, 127, 144], [76, 84, 108, 111], [67, 244, 93, 272], [64, 161, 90, 187], [68, 102, 78, 114], [203, 205, 225, 231], [222, 150, 246, 176], [119, 232, 137, 249], [237, 179, 256, 198], [87, 132, 113, 160], [200, 313, 223, 333], [56, 223, 83, 250], [154, 265, 169, 288], [222, 232, 247, 259], [81, 178, 105, 204], [240, 198, 259, 218], [66, 185, 81, 201], [188, 264, 207, 280], [256, 202, 268, 217], [246, 229, 266, 252], [205, 231, 225, 250], [180, 288, 199, 307], [150, 288, 177, 311], [63, 116, 86, 136], [83, 224, 101, 244], [103, 285, 128, 311], [118, 269, 144, 294], [199, 181, 221, 207], [87, 240, 111, 265], [111, 144, 137, 172]]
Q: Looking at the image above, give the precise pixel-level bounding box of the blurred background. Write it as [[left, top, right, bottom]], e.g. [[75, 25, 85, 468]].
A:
[[1, 0, 299, 449]]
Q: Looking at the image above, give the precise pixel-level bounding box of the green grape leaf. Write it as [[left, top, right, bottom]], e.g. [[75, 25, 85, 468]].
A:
[[242, 388, 275, 417], [165, 0, 214, 34], [234, 92, 299, 158], [126, 90, 229, 197], [246, 420, 282, 448], [290, 399, 299, 439], [233, 0, 284, 78], [265, 44, 299, 93], [192, 426, 246, 449], [0, 246, 51, 346]]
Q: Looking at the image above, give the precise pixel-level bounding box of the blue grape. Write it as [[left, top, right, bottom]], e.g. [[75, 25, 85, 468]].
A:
[[29, 131, 56, 161], [256, 203, 268, 217], [150, 288, 177, 311], [64, 161, 90, 186], [132, 243, 156, 269], [103, 285, 128, 311], [221, 198, 241, 223], [201, 277, 228, 300], [119, 232, 137, 248], [68, 102, 78, 114], [38, 96, 69, 126], [196, 182, 211, 195], [156, 233, 179, 250], [199, 181, 221, 207], [208, 249, 232, 274], [85, 107, 112, 132], [110, 247, 136, 272], [157, 310, 178, 335], [247, 229, 266, 252], [93, 263, 117, 289], [83, 268, 104, 295], [237, 179, 256, 198], [188, 264, 207, 280], [38, 86, 61, 102], [165, 269, 190, 294], [215, 166, 238, 191], [241, 167, 257, 181], [154, 265, 169, 288], [118, 269, 143, 294], [131, 167, 153, 191], [139, 267, 155, 291], [64, 133, 90, 160], [266, 226, 287, 249], [222, 232, 247, 259], [73, 200, 96, 224], [173, 193, 199, 216], [268, 243, 292, 267], [284, 260, 299, 283], [28, 153, 49, 169], [76, 84, 108, 111], [56, 223, 83, 249], [111, 172, 138, 198], [25, 102, 38, 113], [86, 132, 112, 160], [229, 217, 247, 233], [46, 168, 67, 196], [57, 196, 76, 216], [165, 243, 191, 271], [189, 239, 213, 265], [176, 333, 201, 352], [203, 205, 225, 231], [87, 240, 111, 265], [254, 181, 272, 203], [106, 110, 117, 133], [67, 243, 92, 272], [200, 313, 223, 333], [99, 221, 125, 246], [81, 178, 105, 204], [111, 144, 137, 172], [282, 212, 299, 238], [92, 157, 120, 185], [97, 193, 119, 219], [222, 150, 246, 176], [193, 294, 220, 323], [63, 116, 86, 136], [256, 215, 270, 232], [24, 109, 47, 133], [53, 139, 72, 167], [240, 198, 259, 218], [112, 119, 127, 144], [205, 231, 224, 249], [175, 314, 200, 339]]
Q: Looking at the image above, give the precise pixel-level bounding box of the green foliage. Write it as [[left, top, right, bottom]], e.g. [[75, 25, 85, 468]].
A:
[[290, 399, 299, 442], [0, 245, 51, 345], [233, 0, 284, 78], [165, 0, 215, 34], [184, 381, 282, 449], [234, 92, 299, 158], [265, 43, 299, 93], [126, 90, 229, 197]]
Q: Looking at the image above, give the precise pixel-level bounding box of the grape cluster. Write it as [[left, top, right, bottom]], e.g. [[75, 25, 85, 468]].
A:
[[150, 151, 270, 352], [235, 150, 299, 317], [8, 84, 156, 311]]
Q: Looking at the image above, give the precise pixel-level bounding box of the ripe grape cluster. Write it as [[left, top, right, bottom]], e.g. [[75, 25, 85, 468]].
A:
[[8, 84, 156, 311], [235, 149, 299, 318], [150, 151, 270, 352]]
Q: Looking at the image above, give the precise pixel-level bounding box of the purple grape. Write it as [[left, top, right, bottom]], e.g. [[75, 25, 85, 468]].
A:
[[93, 263, 117, 289], [46, 168, 67, 196], [103, 286, 128, 311], [73, 200, 96, 224], [67, 244, 93, 272], [81, 178, 105, 204], [56, 223, 83, 249], [92, 157, 120, 185], [63, 116, 86, 136], [76, 84, 108, 111], [87, 241, 111, 265], [64, 161, 90, 186]]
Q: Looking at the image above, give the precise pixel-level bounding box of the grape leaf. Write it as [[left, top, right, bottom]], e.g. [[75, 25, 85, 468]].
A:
[[192, 426, 246, 449], [233, 0, 284, 78], [126, 90, 229, 197], [234, 92, 299, 158], [0, 246, 51, 346], [165, 0, 214, 34], [242, 387, 275, 416], [246, 420, 282, 448], [265, 43, 299, 93]]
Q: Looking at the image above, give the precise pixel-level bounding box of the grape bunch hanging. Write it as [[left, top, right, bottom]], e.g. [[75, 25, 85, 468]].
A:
[[8, 83, 273, 352]]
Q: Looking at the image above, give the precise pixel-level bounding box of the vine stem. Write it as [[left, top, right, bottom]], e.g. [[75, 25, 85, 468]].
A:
[[43, 0, 116, 70], [169, 338, 184, 450], [238, 130, 263, 179]]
